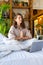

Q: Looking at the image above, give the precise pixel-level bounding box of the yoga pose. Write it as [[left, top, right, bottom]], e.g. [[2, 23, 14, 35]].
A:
[[8, 13, 34, 50]]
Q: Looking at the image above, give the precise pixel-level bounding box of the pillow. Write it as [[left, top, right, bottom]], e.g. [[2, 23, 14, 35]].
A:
[[30, 40, 43, 53]]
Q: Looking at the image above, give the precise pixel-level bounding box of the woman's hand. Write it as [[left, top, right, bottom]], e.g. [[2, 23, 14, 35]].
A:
[[20, 31, 32, 40], [15, 30, 32, 41], [21, 36, 32, 40], [15, 36, 32, 41], [15, 31, 24, 41], [20, 31, 23, 38]]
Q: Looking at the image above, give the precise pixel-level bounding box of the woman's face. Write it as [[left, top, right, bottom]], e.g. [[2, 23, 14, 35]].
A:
[[15, 15, 22, 26]]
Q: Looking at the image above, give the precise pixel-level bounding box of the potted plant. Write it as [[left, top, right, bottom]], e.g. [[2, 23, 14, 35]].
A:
[[13, 0, 19, 6], [0, 7, 2, 19], [0, 3, 10, 36], [19, 1, 24, 6], [0, 19, 10, 36], [0, 3, 10, 18], [1, 3, 10, 11], [24, 2, 28, 6]]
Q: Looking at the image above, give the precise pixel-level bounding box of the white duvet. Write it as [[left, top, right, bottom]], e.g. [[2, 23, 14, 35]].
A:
[[0, 50, 43, 65], [0, 33, 43, 65], [0, 33, 22, 51], [0, 33, 37, 51]]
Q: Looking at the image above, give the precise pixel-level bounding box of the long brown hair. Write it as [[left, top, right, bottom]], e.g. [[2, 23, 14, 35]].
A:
[[13, 13, 25, 28]]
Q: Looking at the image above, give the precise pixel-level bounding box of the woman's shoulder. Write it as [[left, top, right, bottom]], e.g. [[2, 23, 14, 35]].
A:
[[9, 25, 16, 31], [10, 25, 15, 29]]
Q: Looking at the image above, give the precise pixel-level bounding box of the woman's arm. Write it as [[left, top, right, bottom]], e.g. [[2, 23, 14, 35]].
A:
[[21, 36, 32, 40], [24, 29, 32, 40], [15, 36, 32, 41], [15, 36, 22, 40], [15, 29, 32, 41], [15, 36, 31, 41]]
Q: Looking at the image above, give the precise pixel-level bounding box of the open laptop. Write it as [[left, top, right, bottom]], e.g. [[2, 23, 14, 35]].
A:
[[30, 40, 43, 53]]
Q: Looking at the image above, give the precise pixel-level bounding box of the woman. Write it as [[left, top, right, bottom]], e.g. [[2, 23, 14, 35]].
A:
[[8, 13, 32, 40], [8, 13, 34, 50]]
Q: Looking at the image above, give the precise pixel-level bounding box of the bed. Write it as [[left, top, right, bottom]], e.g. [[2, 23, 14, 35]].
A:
[[0, 50, 43, 65], [0, 33, 43, 65]]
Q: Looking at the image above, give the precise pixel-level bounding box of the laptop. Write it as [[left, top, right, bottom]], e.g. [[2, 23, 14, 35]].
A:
[[30, 40, 43, 53]]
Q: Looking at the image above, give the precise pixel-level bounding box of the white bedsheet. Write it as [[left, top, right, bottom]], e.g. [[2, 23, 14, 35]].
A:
[[0, 51, 11, 59], [0, 50, 43, 65], [0, 33, 43, 65]]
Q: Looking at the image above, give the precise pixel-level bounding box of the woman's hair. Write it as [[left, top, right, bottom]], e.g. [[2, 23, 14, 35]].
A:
[[13, 13, 25, 28]]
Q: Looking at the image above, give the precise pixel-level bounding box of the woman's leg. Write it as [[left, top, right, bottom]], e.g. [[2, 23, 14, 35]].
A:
[[2, 38, 23, 50], [19, 38, 37, 50], [3, 37, 21, 45], [3, 37, 37, 50]]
